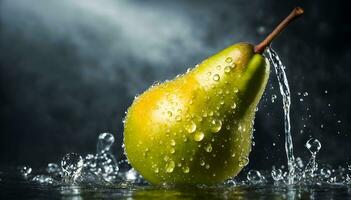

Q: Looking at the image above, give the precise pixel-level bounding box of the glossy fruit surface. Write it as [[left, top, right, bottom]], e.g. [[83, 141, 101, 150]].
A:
[[124, 43, 269, 185]]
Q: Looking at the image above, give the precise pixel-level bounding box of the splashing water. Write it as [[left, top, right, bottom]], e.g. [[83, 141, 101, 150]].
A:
[[6, 131, 351, 199], [3, 48, 351, 199], [262, 47, 351, 187], [61, 153, 84, 183], [97, 132, 115, 154], [302, 138, 321, 180], [247, 170, 266, 184], [15, 132, 141, 186], [13, 48, 350, 188], [266, 47, 296, 184]]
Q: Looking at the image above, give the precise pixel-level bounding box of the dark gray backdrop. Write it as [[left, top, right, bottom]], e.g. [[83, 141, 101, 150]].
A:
[[1, 0, 350, 170]]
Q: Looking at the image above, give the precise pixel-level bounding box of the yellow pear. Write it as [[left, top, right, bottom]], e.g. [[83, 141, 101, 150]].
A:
[[123, 7, 303, 185]]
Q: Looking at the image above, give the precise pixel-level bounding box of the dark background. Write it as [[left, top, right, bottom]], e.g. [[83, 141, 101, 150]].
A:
[[0, 0, 350, 171]]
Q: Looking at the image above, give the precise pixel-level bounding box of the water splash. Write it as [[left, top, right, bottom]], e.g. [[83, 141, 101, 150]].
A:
[[11, 131, 351, 189], [301, 138, 321, 182], [247, 170, 266, 184], [15, 132, 145, 186], [97, 132, 115, 154], [10, 48, 350, 189], [61, 153, 84, 183], [271, 167, 283, 181], [32, 175, 55, 184], [266, 47, 296, 184]]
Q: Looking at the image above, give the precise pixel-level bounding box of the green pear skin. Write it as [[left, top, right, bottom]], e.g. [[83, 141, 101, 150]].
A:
[[123, 43, 270, 185]]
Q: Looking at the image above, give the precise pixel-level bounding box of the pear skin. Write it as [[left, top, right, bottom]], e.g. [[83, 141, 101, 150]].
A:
[[124, 43, 269, 184]]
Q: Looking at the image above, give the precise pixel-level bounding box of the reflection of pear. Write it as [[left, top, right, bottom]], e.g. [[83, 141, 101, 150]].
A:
[[131, 186, 285, 199], [124, 8, 304, 184], [130, 186, 235, 199]]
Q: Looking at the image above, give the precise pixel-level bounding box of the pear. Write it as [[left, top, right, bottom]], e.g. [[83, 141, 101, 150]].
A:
[[123, 8, 303, 185]]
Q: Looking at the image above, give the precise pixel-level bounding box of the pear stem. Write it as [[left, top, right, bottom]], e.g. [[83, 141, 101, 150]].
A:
[[254, 7, 304, 54]]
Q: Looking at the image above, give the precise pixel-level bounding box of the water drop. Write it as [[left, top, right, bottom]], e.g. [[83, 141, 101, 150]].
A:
[[231, 103, 237, 109], [205, 164, 210, 169], [305, 138, 321, 155], [271, 168, 283, 181], [213, 74, 220, 81], [210, 119, 222, 133], [165, 160, 175, 173], [20, 166, 32, 177], [185, 121, 197, 133], [154, 168, 159, 174], [303, 92, 309, 96], [182, 166, 190, 173], [247, 170, 265, 183], [225, 179, 236, 186], [61, 153, 84, 183], [320, 168, 331, 178], [170, 148, 175, 154], [271, 94, 277, 103], [238, 124, 243, 132], [170, 139, 176, 146], [164, 156, 169, 161], [204, 144, 213, 152], [97, 132, 115, 154], [193, 132, 204, 142], [239, 156, 249, 167], [224, 66, 231, 73], [225, 57, 233, 63], [175, 115, 182, 121], [167, 111, 172, 117], [233, 87, 239, 93], [200, 160, 205, 166], [216, 65, 221, 70]]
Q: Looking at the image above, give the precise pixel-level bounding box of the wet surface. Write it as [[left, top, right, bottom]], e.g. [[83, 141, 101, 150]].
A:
[[1, 169, 351, 200]]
